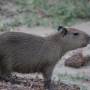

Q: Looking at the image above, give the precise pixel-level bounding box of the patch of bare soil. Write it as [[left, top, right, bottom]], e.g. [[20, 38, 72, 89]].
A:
[[0, 74, 80, 90]]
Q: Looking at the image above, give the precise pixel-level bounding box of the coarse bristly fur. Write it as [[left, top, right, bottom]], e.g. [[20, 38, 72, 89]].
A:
[[0, 26, 89, 90]]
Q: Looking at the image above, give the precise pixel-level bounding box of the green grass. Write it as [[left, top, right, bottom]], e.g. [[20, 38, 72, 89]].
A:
[[0, 0, 90, 30]]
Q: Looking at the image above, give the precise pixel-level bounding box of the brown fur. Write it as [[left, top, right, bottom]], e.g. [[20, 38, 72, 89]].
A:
[[0, 28, 89, 90]]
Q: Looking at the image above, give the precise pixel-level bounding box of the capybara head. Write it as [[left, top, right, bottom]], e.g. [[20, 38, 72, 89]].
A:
[[57, 26, 90, 51]]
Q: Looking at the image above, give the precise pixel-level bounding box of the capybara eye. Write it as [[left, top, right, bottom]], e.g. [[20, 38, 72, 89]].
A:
[[73, 32, 79, 36]]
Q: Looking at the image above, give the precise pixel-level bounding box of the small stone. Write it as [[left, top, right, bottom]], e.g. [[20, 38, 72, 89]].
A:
[[65, 53, 86, 68]]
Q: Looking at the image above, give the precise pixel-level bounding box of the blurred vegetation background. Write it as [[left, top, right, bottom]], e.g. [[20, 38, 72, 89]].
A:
[[0, 0, 90, 31]]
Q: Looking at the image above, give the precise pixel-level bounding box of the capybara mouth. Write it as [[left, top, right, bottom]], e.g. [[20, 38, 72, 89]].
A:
[[81, 40, 89, 47], [87, 36, 90, 44], [81, 42, 87, 47], [82, 36, 90, 47]]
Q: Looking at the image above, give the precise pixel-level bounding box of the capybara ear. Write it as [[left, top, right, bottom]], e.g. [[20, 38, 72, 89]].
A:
[[57, 26, 68, 36], [57, 25, 64, 31]]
